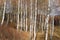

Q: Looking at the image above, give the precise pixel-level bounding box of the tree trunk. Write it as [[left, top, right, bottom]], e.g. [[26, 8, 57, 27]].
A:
[[1, 1, 6, 25]]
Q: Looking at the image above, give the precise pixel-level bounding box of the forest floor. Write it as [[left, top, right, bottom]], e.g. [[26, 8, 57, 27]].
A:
[[36, 26, 60, 40], [0, 22, 60, 40]]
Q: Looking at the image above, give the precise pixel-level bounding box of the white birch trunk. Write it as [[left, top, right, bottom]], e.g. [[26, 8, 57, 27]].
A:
[[17, 0, 20, 30], [20, 0, 23, 31], [1, 0, 6, 25], [23, 1, 25, 31], [30, 0, 33, 39], [25, 2, 28, 32], [34, 0, 37, 40], [45, 15, 49, 40]]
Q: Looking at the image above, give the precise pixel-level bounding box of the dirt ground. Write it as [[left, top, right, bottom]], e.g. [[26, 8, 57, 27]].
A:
[[0, 22, 60, 40], [0, 23, 30, 40]]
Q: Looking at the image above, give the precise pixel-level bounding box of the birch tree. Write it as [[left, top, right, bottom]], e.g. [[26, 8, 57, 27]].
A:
[[33, 0, 37, 40], [17, 0, 20, 30], [1, 0, 6, 25]]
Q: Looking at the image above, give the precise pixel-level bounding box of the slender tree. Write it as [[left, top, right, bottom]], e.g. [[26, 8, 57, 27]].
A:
[[30, 0, 33, 40], [17, 0, 20, 30], [45, 15, 49, 40], [23, 0, 26, 31], [20, 0, 23, 31], [1, 0, 6, 25], [25, 1, 28, 32], [34, 0, 37, 40]]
